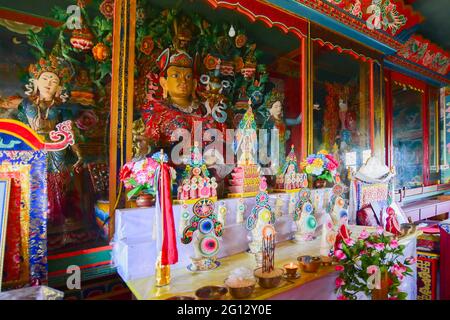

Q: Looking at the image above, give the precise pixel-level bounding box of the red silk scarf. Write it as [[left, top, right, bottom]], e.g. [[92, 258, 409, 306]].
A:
[[159, 162, 178, 265]]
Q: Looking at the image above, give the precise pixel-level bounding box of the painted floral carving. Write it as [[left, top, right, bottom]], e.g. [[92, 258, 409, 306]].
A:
[[398, 35, 450, 75]]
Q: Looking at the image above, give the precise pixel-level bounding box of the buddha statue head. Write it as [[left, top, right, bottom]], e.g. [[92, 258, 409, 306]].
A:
[[157, 48, 197, 109], [26, 55, 72, 104]]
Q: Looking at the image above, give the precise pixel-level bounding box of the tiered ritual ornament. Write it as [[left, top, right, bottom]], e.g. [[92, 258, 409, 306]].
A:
[[293, 189, 318, 242], [246, 177, 275, 266], [228, 104, 260, 197], [273, 145, 308, 192], [181, 198, 223, 271], [176, 141, 218, 203]]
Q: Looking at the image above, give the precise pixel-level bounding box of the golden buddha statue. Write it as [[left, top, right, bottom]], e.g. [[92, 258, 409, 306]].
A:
[[142, 48, 225, 149]]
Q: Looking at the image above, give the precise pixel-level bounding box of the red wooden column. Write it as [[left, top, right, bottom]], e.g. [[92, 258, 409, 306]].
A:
[[384, 69, 393, 167], [423, 85, 430, 186], [369, 59, 375, 153]]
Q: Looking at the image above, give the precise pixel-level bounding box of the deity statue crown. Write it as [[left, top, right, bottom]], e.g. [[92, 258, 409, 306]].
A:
[[28, 55, 72, 84], [265, 90, 285, 107], [157, 48, 193, 75]]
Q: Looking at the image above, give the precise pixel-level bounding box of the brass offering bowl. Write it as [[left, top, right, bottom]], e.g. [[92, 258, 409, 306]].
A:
[[297, 256, 321, 273], [224, 278, 256, 299], [166, 296, 196, 300], [320, 255, 333, 266], [254, 267, 284, 289], [195, 286, 228, 300]]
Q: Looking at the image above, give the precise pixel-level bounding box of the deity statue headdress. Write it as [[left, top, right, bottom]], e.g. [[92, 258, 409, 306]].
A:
[[28, 55, 73, 85], [265, 89, 285, 108], [157, 48, 194, 76]]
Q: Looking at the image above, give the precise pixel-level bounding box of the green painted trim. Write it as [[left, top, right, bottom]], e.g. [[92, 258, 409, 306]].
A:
[[0, 6, 63, 23], [48, 249, 112, 273]]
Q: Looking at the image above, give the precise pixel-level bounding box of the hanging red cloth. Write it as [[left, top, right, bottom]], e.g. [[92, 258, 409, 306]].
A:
[[158, 161, 178, 265]]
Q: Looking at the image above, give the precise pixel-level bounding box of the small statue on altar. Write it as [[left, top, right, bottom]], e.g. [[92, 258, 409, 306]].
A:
[[260, 90, 301, 172], [246, 177, 275, 266], [5, 55, 86, 247], [228, 104, 261, 195], [132, 118, 151, 161]]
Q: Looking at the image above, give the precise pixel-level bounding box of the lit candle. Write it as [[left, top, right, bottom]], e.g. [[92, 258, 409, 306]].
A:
[[284, 262, 299, 278]]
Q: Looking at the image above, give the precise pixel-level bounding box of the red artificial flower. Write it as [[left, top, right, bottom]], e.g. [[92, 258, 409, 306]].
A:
[[335, 277, 345, 288], [204, 54, 219, 70], [235, 34, 247, 48], [140, 36, 154, 56], [119, 164, 133, 182], [325, 154, 339, 170], [335, 265, 344, 272], [75, 110, 99, 130], [100, 0, 114, 20], [337, 295, 348, 300]]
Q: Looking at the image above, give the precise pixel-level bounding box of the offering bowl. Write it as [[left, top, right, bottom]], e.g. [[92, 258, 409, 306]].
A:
[[297, 256, 321, 273], [195, 286, 228, 300], [224, 278, 256, 299], [254, 267, 284, 289]]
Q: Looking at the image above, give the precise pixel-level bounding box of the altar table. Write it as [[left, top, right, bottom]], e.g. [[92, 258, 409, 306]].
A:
[[118, 228, 419, 300]]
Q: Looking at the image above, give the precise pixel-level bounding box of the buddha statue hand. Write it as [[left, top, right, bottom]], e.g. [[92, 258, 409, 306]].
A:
[[72, 144, 84, 174]]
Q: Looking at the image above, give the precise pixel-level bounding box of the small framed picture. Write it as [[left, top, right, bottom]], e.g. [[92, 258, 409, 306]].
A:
[[0, 178, 11, 292]]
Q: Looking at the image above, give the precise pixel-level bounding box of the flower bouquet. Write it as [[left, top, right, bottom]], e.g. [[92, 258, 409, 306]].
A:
[[300, 150, 339, 187], [333, 227, 415, 300], [119, 157, 159, 200]]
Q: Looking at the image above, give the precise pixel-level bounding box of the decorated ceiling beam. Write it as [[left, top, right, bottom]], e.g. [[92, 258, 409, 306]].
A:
[[206, 0, 308, 38], [0, 7, 62, 28], [397, 34, 450, 76]]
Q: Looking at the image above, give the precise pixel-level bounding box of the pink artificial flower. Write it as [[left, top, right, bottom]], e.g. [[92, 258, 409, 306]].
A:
[[358, 229, 369, 240], [337, 295, 348, 300], [390, 264, 407, 281], [337, 242, 343, 250], [366, 242, 374, 248], [367, 265, 378, 275], [374, 243, 385, 251], [334, 249, 346, 260], [335, 277, 345, 288], [325, 154, 339, 170], [405, 257, 417, 265], [344, 238, 355, 246], [335, 265, 345, 272], [388, 296, 398, 300], [135, 170, 148, 184], [376, 226, 384, 235], [389, 239, 399, 249]]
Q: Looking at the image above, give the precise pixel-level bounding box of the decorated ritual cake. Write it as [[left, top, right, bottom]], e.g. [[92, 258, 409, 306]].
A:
[[227, 105, 261, 197], [274, 145, 308, 191], [177, 141, 218, 202]]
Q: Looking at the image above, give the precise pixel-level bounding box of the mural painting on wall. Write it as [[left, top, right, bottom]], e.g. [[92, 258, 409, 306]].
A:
[[0, 0, 113, 251]]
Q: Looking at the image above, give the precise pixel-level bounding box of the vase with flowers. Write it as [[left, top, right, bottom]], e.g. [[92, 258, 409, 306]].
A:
[[333, 226, 415, 300], [119, 157, 160, 207], [300, 150, 339, 188]]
